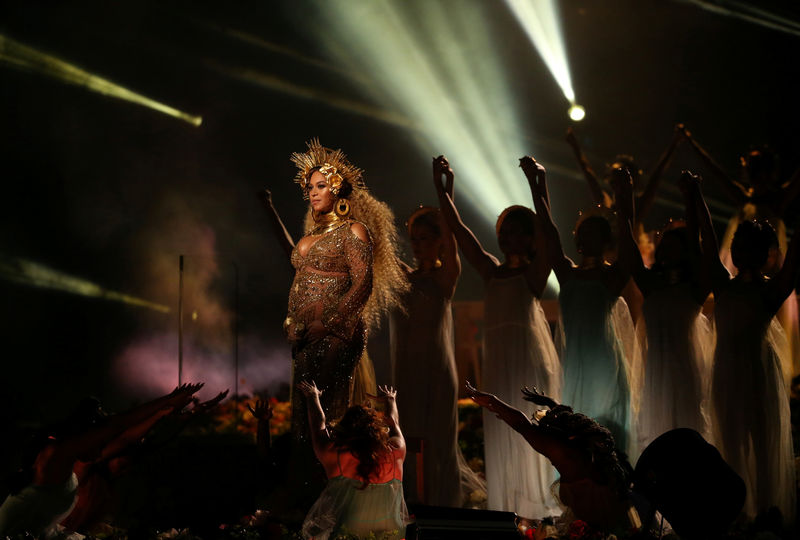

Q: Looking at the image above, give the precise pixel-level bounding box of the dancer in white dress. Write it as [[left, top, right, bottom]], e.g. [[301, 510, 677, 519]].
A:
[[692, 173, 798, 523], [435, 156, 560, 517], [615, 171, 712, 450], [391, 161, 484, 507], [527, 161, 635, 457]]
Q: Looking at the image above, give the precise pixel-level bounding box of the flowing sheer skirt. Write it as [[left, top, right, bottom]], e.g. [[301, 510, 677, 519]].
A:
[[483, 275, 561, 517]]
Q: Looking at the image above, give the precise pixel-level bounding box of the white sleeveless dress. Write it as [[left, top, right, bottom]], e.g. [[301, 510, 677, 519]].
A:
[[483, 274, 561, 517], [391, 273, 484, 507]]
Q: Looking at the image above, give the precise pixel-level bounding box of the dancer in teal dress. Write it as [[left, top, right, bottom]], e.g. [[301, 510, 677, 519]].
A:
[[298, 381, 408, 540], [525, 158, 635, 455]]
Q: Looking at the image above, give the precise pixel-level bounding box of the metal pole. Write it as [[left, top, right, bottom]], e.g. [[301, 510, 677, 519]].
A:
[[233, 263, 239, 397], [178, 254, 184, 386]]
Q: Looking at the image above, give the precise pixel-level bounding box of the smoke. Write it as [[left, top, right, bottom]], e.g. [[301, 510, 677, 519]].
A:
[[112, 192, 291, 400]]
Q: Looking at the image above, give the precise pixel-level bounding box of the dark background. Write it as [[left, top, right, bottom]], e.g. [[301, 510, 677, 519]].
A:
[[2, 0, 799, 425]]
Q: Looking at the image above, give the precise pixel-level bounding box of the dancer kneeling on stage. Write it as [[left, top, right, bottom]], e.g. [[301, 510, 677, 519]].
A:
[[298, 380, 408, 540], [466, 382, 640, 536]]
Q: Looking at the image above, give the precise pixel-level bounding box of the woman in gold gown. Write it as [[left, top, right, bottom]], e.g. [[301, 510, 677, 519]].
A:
[[262, 139, 408, 441]]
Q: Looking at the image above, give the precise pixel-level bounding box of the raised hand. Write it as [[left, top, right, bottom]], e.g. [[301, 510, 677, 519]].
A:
[[433, 155, 454, 196], [247, 398, 273, 421], [195, 389, 229, 413], [297, 380, 323, 399], [519, 156, 546, 197], [521, 386, 558, 408], [565, 127, 579, 148], [675, 123, 691, 140], [677, 169, 700, 196], [378, 385, 397, 401], [610, 166, 633, 197], [465, 381, 500, 413]]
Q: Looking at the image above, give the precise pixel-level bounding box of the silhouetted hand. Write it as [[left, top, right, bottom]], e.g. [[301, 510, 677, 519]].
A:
[[675, 123, 692, 140], [297, 380, 323, 399], [519, 156, 546, 196], [195, 390, 229, 413], [433, 155, 454, 195], [610, 166, 633, 195], [521, 386, 558, 408], [465, 381, 501, 414], [247, 398, 273, 421], [565, 127, 579, 148], [678, 170, 701, 196]]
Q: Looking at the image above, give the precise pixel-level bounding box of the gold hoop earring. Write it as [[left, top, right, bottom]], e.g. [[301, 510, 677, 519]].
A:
[[335, 198, 351, 217]]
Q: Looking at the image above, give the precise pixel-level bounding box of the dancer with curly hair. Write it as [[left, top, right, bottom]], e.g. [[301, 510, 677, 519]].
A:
[[298, 380, 408, 540], [466, 382, 638, 536], [261, 139, 408, 441]]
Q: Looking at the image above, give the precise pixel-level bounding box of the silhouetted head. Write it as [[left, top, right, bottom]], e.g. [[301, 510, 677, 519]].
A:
[[740, 146, 778, 188], [730, 220, 777, 272], [331, 405, 390, 487], [407, 206, 443, 266], [575, 215, 612, 257], [496, 206, 537, 258], [654, 224, 691, 272], [606, 155, 642, 192]]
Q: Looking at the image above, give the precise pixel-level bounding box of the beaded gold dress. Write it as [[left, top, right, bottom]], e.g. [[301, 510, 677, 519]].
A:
[[286, 219, 373, 440]]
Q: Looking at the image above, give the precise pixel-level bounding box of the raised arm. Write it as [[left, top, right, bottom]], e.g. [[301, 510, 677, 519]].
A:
[[636, 124, 685, 222], [378, 385, 404, 450], [260, 190, 296, 260], [688, 174, 730, 291], [465, 382, 560, 461], [766, 223, 800, 313], [682, 128, 749, 207], [434, 160, 462, 299], [566, 127, 608, 207], [248, 398, 273, 458], [678, 171, 712, 304], [612, 167, 651, 294], [433, 156, 499, 281], [521, 156, 573, 283], [297, 380, 331, 459]]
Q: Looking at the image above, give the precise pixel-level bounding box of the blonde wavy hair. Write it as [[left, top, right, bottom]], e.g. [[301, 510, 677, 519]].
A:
[[303, 188, 409, 332]]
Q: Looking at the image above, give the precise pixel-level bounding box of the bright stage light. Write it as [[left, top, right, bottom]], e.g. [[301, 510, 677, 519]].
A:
[[0, 34, 202, 126], [310, 0, 532, 221], [568, 104, 585, 122], [504, 0, 578, 108], [0, 254, 170, 313]]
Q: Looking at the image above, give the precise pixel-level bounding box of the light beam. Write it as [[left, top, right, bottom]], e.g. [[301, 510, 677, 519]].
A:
[[0, 33, 202, 127], [0, 254, 170, 313]]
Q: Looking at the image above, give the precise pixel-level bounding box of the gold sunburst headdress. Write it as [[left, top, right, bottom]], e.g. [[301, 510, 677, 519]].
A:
[[290, 138, 366, 199]]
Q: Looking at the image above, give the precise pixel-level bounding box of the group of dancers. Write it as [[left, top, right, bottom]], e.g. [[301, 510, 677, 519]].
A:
[[262, 130, 799, 538]]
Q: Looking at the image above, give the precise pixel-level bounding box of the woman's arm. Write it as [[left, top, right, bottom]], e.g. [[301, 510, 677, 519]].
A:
[[520, 156, 574, 284], [297, 381, 331, 460], [433, 156, 499, 281], [612, 167, 651, 295], [678, 171, 712, 304], [566, 128, 608, 208], [682, 128, 749, 207], [766, 224, 800, 314], [689, 174, 730, 292], [248, 399, 273, 459], [314, 222, 373, 342], [260, 190, 296, 261], [378, 385, 404, 451], [465, 382, 559, 460], [434, 160, 462, 299], [635, 125, 685, 223]]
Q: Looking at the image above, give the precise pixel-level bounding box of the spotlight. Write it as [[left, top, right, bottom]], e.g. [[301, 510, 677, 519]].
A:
[[0, 33, 202, 127], [568, 104, 585, 122]]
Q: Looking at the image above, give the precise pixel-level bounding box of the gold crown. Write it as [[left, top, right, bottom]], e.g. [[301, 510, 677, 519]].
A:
[[290, 138, 366, 199]]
